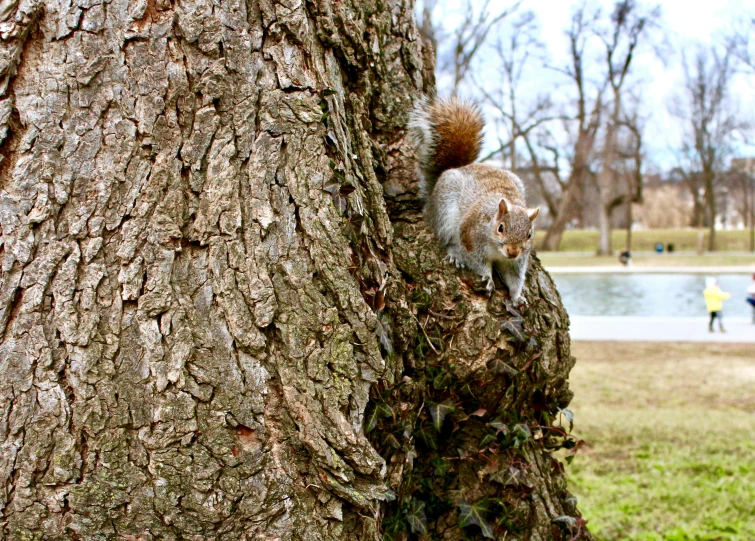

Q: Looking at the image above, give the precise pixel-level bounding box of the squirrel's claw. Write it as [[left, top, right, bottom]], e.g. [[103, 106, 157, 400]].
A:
[[445, 252, 465, 269], [512, 296, 528, 310]]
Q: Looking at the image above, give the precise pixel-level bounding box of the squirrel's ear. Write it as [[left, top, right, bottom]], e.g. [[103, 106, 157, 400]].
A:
[[527, 207, 540, 222], [497, 198, 509, 220]]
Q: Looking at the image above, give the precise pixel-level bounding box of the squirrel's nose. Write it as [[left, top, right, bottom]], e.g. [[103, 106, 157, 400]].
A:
[[506, 247, 520, 259]]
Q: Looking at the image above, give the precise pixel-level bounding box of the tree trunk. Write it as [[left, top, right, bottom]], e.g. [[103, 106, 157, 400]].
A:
[[596, 203, 612, 256], [750, 194, 754, 253], [542, 173, 581, 252], [541, 100, 599, 253], [625, 199, 633, 252], [705, 171, 717, 251], [0, 1, 590, 540], [747, 178, 754, 253], [691, 195, 705, 228], [595, 99, 618, 257]]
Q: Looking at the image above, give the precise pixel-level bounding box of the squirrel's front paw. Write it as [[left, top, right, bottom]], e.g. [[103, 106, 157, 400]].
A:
[[511, 296, 528, 310], [445, 252, 466, 269], [483, 275, 495, 295]]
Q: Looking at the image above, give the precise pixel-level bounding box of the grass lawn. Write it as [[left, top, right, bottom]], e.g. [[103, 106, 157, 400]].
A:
[[535, 229, 755, 253], [537, 253, 755, 268], [565, 341, 755, 541]]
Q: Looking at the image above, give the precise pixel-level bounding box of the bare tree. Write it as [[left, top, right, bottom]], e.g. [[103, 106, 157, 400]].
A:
[[0, 0, 591, 539], [673, 46, 741, 251], [616, 112, 645, 252], [670, 166, 707, 228], [729, 16, 755, 71], [441, 0, 521, 94], [476, 11, 565, 223], [541, 4, 606, 251], [593, 0, 658, 255]]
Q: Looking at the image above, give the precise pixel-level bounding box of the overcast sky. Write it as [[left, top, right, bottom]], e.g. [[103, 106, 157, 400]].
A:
[[431, 0, 755, 171]]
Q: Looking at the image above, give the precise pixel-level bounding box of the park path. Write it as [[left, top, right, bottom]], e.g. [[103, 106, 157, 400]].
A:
[[570, 316, 755, 343]]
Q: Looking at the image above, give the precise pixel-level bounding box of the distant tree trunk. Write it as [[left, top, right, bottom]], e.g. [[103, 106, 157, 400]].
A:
[[598, 196, 632, 256], [596, 203, 612, 255], [541, 5, 602, 253], [677, 47, 738, 253], [542, 150, 590, 252], [750, 183, 755, 252], [593, 1, 654, 257], [594, 102, 623, 257], [540, 46, 596, 249], [541, 182, 578, 251], [705, 170, 717, 251], [0, 1, 590, 540], [735, 171, 755, 252], [691, 191, 705, 228]]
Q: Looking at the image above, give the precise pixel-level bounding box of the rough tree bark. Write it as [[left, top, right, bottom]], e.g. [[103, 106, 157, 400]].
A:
[[0, 1, 590, 540]]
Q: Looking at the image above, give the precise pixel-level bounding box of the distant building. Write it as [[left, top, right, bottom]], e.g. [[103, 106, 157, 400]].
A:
[[731, 157, 755, 175], [632, 181, 692, 229]]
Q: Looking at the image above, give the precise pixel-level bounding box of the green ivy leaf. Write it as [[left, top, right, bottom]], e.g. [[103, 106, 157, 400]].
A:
[[414, 337, 429, 359], [503, 299, 523, 316], [489, 418, 509, 434], [490, 466, 523, 487], [433, 370, 454, 390], [415, 422, 437, 450], [512, 423, 531, 447], [365, 406, 380, 434], [407, 499, 427, 535], [552, 515, 577, 528], [502, 316, 526, 343], [384, 433, 401, 450], [459, 382, 477, 397], [382, 508, 403, 539], [479, 433, 497, 448], [431, 456, 452, 477], [365, 401, 393, 434], [561, 437, 577, 450], [377, 402, 394, 419], [486, 357, 519, 376], [458, 500, 495, 539], [427, 401, 455, 432]]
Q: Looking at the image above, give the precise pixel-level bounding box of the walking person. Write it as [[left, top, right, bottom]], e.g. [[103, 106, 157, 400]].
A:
[[704, 277, 731, 333], [747, 274, 755, 324]]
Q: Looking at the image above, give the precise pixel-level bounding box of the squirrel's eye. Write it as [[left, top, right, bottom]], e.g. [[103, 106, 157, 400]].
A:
[[498, 224, 504, 233], [527, 231, 532, 239]]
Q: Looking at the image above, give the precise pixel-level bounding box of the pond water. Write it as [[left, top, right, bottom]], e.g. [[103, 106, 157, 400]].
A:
[[551, 273, 754, 318]]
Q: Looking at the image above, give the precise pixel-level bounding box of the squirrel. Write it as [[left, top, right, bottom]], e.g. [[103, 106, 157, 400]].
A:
[[408, 96, 540, 306]]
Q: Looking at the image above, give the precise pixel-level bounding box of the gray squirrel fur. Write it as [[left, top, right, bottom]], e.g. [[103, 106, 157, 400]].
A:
[[408, 96, 540, 306]]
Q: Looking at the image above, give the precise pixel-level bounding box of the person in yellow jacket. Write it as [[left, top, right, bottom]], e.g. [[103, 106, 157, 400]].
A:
[[704, 277, 731, 332]]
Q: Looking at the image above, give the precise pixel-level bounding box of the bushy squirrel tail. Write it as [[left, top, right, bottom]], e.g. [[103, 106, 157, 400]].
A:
[[408, 96, 484, 198]]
